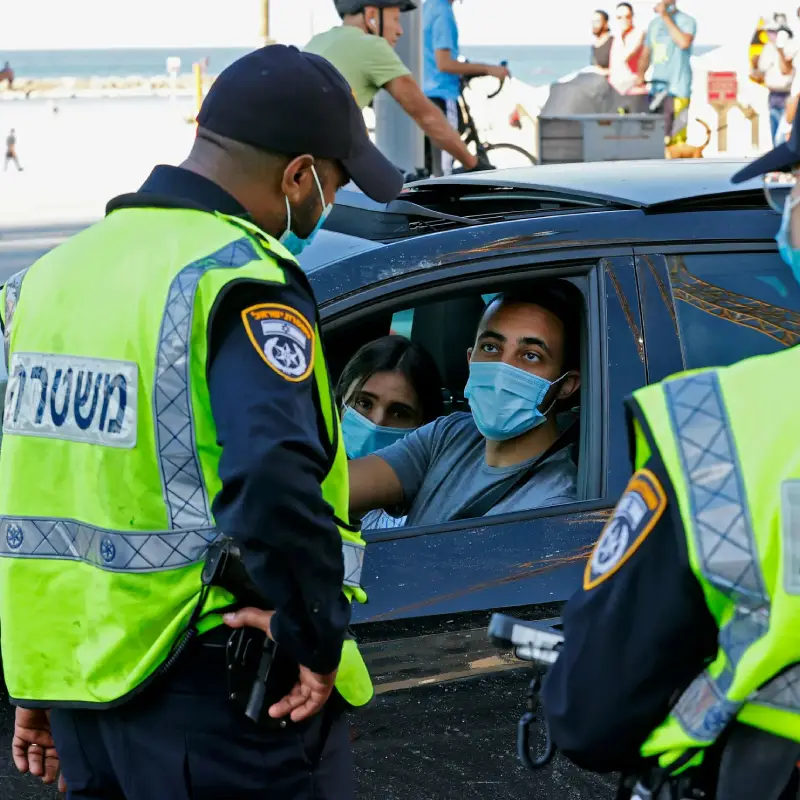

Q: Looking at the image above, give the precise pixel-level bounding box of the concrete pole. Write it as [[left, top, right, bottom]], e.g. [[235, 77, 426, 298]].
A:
[[260, 0, 271, 46], [374, 7, 425, 177]]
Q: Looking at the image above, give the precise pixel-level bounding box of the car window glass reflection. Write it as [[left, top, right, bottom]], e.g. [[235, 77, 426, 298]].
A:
[[668, 253, 800, 369]]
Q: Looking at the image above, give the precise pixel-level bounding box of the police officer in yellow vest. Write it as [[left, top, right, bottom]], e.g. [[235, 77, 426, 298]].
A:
[[539, 122, 800, 798], [2, 45, 402, 799]]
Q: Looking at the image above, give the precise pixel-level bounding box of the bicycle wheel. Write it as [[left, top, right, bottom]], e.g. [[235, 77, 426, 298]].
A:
[[483, 142, 538, 169]]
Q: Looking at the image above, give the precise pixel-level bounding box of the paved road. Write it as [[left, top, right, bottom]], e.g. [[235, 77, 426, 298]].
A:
[[0, 224, 615, 799], [0, 224, 88, 284], [0, 671, 615, 800]]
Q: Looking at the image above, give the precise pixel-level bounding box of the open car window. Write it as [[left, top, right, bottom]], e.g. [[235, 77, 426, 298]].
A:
[[325, 276, 595, 533]]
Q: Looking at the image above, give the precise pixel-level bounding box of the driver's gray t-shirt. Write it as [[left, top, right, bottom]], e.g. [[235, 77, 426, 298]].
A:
[[372, 412, 577, 528]]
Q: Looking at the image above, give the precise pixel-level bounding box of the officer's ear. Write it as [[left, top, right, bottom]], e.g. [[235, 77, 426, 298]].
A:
[[282, 155, 315, 205]]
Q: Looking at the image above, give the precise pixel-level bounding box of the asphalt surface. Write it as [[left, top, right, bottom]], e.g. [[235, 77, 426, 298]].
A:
[[0, 225, 616, 799], [0, 672, 616, 800]]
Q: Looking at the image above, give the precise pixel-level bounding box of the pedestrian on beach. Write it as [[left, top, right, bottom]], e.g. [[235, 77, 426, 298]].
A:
[[1, 61, 14, 89], [4, 129, 22, 171]]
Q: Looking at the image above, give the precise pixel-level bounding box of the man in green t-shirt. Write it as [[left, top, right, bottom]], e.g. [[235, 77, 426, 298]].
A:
[[305, 0, 479, 173]]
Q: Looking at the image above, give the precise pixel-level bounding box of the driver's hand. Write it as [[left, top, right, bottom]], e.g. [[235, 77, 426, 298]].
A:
[[487, 65, 511, 81]]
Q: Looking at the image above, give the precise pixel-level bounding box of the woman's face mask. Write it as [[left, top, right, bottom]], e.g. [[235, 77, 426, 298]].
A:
[[341, 407, 413, 459]]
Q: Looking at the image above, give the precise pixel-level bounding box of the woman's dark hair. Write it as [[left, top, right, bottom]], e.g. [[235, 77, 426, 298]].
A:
[[616, 2, 633, 14], [335, 335, 444, 423], [595, 9, 610, 22]]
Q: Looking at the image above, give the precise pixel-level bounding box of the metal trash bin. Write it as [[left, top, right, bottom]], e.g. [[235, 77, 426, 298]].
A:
[[538, 113, 665, 164]]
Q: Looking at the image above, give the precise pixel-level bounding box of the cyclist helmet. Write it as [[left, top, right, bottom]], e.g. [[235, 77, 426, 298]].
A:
[[335, 0, 418, 17]]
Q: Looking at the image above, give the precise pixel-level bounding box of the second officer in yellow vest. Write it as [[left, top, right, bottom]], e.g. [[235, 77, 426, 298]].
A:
[[4, 45, 402, 799], [539, 121, 800, 798]]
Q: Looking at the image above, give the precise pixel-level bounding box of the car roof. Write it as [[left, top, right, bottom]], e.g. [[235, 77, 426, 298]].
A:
[[405, 159, 763, 209]]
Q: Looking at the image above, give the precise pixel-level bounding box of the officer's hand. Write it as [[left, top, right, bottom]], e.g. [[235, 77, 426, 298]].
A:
[[12, 707, 61, 786], [224, 607, 338, 722], [224, 606, 275, 637], [268, 666, 337, 723]]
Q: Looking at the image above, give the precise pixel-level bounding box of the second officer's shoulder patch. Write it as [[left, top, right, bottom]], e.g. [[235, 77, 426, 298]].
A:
[[583, 468, 667, 591], [241, 303, 316, 382]]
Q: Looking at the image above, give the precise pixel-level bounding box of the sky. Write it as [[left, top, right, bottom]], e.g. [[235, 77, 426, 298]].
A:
[[0, 0, 770, 51]]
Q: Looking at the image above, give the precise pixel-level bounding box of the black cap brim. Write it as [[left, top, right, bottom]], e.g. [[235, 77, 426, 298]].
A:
[[341, 142, 404, 204], [732, 141, 796, 184]]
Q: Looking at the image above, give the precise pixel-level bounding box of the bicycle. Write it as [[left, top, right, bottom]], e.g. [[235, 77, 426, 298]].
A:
[[422, 60, 538, 179], [459, 61, 539, 170]]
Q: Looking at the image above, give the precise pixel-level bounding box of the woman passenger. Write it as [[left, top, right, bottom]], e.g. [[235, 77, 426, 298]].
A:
[[336, 335, 444, 529]]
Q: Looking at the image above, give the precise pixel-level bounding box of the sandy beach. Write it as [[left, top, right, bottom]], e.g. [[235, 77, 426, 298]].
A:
[[0, 95, 199, 227]]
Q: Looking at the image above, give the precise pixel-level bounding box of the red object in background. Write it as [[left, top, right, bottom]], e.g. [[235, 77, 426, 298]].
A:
[[509, 108, 522, 130], [708, 71, 738, 104]]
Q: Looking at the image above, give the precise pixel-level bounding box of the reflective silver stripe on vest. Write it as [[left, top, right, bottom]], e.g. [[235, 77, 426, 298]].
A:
[[3, 267, 29, 370], [0, 516, 365, 586], [155, 238, 260, 530], [664, 371, 769, 742], [0, 516, 220, 572], [343, 540, 365, 589]]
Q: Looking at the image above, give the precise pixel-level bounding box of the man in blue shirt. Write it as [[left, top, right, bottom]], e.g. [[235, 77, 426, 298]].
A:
[[423, 0, 509, 174], [637, 1, 696, 146]]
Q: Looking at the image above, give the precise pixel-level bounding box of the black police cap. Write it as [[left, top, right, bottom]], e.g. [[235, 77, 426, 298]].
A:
[[197, 45, 403, 203]]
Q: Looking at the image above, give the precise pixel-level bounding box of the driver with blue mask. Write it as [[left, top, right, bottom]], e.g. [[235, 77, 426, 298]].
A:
[[533, 137, 800, 800], [348, 285, 582, 527]]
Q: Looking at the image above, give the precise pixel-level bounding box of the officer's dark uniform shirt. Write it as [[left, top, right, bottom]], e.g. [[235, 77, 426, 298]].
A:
[[541, 414, 719, 773], [108, 165, 351, 676]]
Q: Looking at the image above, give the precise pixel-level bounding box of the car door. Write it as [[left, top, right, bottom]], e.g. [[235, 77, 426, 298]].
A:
[[315, 246, 646, 638]]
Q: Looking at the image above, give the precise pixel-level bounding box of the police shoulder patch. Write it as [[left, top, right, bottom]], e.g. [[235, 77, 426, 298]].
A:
[[241, 303, 315, 382], [583, 468, 667, 591]]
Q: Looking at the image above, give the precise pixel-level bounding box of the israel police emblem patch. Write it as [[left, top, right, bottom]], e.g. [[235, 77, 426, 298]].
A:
[[242, 303, 316, 382], [584, 468, 667, 590]]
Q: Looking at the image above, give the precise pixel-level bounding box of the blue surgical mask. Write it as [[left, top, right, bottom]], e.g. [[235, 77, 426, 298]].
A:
[[341, 407, 413, 459], [776, 194, 800, 285], [464, 361, 563, 442], [280, 165, 332, 257]]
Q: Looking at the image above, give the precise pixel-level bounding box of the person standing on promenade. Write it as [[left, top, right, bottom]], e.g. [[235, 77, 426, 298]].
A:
[[4, 129, 22, 171]]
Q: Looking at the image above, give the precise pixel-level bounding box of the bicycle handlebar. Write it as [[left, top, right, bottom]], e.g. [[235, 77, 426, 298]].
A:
[[461, 59, 510, 98], [487, 60, 509, 99]]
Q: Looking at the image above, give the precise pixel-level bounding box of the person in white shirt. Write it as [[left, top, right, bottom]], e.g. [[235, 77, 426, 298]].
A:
[[608, 2, 649, 113], [752, 25, 797, 144]]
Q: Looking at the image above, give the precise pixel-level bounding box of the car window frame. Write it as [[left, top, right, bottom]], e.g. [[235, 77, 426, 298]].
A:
[[319, 245, 638, 542]]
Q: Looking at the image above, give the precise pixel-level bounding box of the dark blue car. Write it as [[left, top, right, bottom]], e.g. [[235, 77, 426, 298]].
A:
[[3, 159, 796, 799]]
